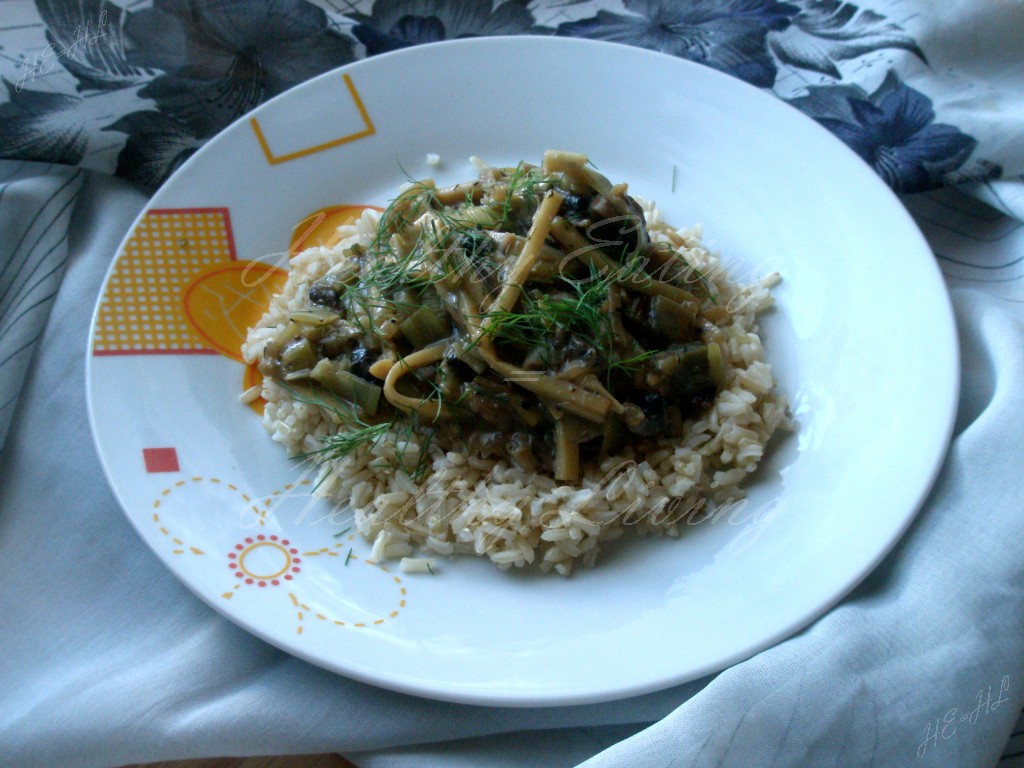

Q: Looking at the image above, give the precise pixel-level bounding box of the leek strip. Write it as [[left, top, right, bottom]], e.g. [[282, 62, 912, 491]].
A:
[[550, 217, 701, 305], [450, 205, 502, 229], [433, 182, 485, 206], [584, 248, 699, 305], [707, 341, 726, 385], [399, 306, 451, 348], [648, 294, 699, 337], [541, 150, 589, 174], [477, 345, 610, 424], [554, 419, 580, 482], [625, 272, 700, 305], [490, 191, 563, 314], [280, 338, 317, 372], [311, 360, 382, 415], [290, 309, 341, 326]]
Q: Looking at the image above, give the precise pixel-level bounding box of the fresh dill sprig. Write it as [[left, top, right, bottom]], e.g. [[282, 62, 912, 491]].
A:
[[496, 163, 548, 230], [318, 420, 391, 462], [647, 242, 719, 304], [689, 265, 719, 305], [389, 415, 437, 484], [328, 163, 556, 351], [475, 263, 617, 356], [471, 255, 664, 389], [308, 403, 436, 484], [276, 383, 398, 490], [290, 369, 441, 484], [609, 349, 659, 374]]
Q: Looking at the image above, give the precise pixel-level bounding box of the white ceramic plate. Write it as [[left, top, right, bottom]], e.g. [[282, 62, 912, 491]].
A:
[[86, 37, 957, 706]]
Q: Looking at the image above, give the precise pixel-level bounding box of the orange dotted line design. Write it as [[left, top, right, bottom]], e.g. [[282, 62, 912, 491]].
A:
[[268, 481, 313, 497], [288, 553, 405, 634], [151, 510, 206, 556], [302, 536, 355, 558], [151, 475, 402, 632], [151, 477, 243, 556], [154, 475, 273, 536], [157, 477, 315, 538], [152, 475, 305, 557], [259, 479, 314, 527]]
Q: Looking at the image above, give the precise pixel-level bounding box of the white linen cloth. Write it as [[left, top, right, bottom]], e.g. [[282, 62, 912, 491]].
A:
[[1, 158, 1023, 768], [2, 0, 1024, 766]]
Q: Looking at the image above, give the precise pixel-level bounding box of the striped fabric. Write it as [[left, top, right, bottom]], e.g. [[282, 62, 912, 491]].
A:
[[903, 185, 1024, 768], [0, 161, 84, 447]]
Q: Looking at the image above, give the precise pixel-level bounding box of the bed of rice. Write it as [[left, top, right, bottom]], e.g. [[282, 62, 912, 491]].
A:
[[242, 202, 789, 575]]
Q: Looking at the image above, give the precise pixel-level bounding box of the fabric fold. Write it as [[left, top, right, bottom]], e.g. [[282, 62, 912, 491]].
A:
[[572, 290, 1024, 767], [0, 161, 85, 448]]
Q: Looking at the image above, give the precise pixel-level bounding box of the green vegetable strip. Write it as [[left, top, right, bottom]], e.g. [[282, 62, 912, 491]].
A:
[[399, 305, 451, 348], [553, 419, 580, 482], [490, 191, 563, 314]]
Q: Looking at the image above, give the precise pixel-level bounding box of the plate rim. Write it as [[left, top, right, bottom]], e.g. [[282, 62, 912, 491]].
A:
[[85, 35, 960, 707]]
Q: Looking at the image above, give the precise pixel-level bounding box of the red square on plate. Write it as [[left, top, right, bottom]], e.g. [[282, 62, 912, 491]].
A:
[[143, 447, 180, 473]]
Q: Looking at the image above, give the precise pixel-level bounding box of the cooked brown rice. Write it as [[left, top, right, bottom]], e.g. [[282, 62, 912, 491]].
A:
[[243, 196, 789, 575]]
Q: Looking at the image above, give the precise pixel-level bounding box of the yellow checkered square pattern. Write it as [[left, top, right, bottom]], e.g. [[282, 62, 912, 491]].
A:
[[92, 209, 234, 354]]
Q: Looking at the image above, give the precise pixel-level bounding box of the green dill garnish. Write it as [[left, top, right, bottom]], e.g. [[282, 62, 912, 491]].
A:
[[332, 527, 351, 538], [690, 266, 719, 304], [472, 257, 651, 385], [305, 412, 437, 485], [260, 153, 735, 489], [610, 349, 659, 374], [477, 268, 612, 349], [426, 562, 434, 575], [325, 163, 555, 333], [318, 420, 391, 462], [344, 548, 353, 565], [290, 365, 443, 484], [647, 243, 719, 305], [496, 162, 548, 229], [390, 418, 436, 484]]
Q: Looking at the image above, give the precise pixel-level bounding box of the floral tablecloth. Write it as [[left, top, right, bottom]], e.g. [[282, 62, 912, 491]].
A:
[[4, 0, 1021, 199], [2, 2, 1023, 767]]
